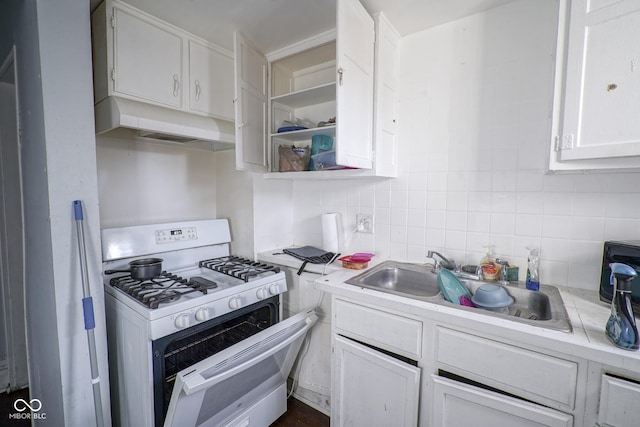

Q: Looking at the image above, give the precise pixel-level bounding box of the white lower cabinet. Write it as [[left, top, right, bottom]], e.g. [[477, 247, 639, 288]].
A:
[[318, 280, 640, 427], [435, 327, 578, 410], [432, 375, 573, 427], [597, 374, 640, 427], [331, 298, 422, 426], [333, 335, 420, 427]]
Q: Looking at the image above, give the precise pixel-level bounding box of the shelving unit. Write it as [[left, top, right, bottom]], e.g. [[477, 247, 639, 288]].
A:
[[234, 0, 381, 177], [269, 42, 338, 174]]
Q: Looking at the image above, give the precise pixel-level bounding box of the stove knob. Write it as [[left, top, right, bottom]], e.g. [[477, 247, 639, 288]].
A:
[[174, 314, 190, 329], [228, 297, 242, 310], [195, 308, 209, 322], [256, 288, 268, 299], [269, 284, 280, 295]]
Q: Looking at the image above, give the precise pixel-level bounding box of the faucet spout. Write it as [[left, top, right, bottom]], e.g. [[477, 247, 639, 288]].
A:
[[495, 258, 510, 285], [426, 250, 456, 272]]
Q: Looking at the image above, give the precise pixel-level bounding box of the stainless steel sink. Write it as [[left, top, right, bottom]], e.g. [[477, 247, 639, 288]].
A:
[[461, 279, 572, 332], [346, 261, 441, 299], [345, 260, 572, 332]]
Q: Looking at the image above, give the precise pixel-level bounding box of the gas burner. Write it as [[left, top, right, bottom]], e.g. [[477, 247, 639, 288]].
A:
[[110, 272, 218, 309], [199, 256, 280, 282]]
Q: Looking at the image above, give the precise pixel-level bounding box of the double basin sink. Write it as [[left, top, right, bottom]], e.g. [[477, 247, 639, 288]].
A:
[[345, 260, 572, 332]]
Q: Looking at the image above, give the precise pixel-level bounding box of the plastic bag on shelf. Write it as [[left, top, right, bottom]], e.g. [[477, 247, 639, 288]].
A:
[[278, 145, 310, 172]]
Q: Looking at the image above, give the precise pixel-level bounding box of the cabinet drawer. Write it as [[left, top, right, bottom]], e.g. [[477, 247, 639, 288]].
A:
[[436, 327, 577, 409], [432, 375, 573, 427], [334, 299, 422, 360], [598, 374, 640, 427]]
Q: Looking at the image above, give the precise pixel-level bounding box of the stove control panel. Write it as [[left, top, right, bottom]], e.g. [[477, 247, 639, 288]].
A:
[[155, 226, 198, 244], [143, 274, 288, 339]]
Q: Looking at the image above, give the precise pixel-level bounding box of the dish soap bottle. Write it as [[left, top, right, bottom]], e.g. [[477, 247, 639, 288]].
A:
[[480, 245, 496, 266], [605, 263, 639, 350], [479, 245, 499, 281], [525, 247, 540, 291]]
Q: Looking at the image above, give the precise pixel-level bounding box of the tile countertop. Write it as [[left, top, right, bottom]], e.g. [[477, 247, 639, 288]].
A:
[[258, 250, 640, 371]]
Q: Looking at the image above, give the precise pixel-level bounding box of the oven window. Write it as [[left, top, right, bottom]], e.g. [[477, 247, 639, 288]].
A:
[[152, 297, 279, 427]]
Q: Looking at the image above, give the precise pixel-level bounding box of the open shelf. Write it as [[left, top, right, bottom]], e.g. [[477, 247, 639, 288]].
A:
[[263, 168, 377, 180], [271, 82, 336, 109], [271, 125, 336, 142]]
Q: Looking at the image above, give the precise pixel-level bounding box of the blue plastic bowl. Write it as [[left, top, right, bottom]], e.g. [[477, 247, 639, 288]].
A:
[[471, 284, 514, 308]]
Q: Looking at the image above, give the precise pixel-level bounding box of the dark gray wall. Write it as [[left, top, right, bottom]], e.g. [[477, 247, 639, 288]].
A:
[[0, 1, 65, 424], [0, 0, 109, 425]]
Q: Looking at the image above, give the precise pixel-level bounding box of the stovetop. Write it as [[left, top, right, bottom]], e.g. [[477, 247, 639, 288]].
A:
[[199, 256, 280, 282], [109, 272, 218, 309], [102, 220, 288, 329], [108, 255, 281, 310]]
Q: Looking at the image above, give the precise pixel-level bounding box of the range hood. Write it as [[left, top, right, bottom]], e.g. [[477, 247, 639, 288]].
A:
[[94, 96, 235, 150]]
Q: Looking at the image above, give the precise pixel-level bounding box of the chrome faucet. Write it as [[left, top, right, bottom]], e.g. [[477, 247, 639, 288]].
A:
[[426, 250, 456, 272], [495, 258, 510, 285]]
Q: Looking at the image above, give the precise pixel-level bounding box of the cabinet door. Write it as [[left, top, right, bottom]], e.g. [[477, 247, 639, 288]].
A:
[[234, 32, 268, 172], [373, 12, 400, 178], [598, 375, 640, 427], [333, 335, 420, 427], [335, 0, 374, 169], [112, 6, 183, 108], [188, 40, 234, 121], [553, 0, 640, 167], [432, 376, 573, 427]]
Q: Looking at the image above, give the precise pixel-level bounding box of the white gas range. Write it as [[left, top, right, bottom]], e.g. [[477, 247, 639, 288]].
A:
[[102, 219, 316, 427]]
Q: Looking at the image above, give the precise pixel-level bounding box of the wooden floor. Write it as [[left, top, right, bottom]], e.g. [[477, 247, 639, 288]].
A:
[[273, 397, 330, 426], [0, 389, 329, 427]]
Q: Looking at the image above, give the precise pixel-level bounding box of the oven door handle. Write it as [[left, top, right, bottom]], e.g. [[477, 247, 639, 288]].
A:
[[180, 310, 317, 395]]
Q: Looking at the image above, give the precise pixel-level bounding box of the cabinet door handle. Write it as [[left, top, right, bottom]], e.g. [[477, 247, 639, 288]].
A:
[[337, 68, 343, 86], [173, 74, 180, 97], [194, 80, 201, 100]]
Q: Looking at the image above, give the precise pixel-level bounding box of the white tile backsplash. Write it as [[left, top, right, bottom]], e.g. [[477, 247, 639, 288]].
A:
[[283, 0, 640, 291]]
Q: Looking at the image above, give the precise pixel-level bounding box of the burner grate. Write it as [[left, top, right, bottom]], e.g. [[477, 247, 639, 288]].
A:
[[110, 272, 218, 309], [199, 256, 280, 282]]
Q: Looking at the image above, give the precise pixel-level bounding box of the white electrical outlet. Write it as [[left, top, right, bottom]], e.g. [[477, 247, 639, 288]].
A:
[[356, 214, 374, 234]]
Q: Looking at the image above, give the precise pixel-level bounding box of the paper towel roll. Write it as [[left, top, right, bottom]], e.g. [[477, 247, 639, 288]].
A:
[[321, 213, 342, 253]]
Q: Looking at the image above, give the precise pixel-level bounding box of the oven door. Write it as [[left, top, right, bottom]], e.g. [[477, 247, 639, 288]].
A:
[[163, 309, 318, 427]]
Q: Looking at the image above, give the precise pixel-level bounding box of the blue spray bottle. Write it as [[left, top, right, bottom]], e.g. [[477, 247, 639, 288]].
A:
[[605, 263, 639, 351]]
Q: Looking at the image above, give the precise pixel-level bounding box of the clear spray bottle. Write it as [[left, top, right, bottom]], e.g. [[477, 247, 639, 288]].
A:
[[526, 247, 540, 291]]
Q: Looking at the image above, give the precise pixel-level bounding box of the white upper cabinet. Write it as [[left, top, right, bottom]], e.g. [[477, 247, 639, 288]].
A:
[[112, 6, 183, 108], [188, 40, 235, 121], [335, 0, 375, 170], [551, 0, 640, 170], [234, 0, 395, 177], [93, 0, 234, 121], [373, 12, 400, 178], [234, 32, 269, 172]]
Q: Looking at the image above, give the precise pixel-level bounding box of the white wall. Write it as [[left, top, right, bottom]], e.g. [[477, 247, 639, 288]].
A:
[[213, 150, 294, 258], [288, 0, 640, 291], [96, 130, 218, 228], [214, 149, 255, 257]]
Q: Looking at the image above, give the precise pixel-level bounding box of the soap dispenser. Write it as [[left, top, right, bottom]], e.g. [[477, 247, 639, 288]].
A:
[[605, 263, 639, 351]]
